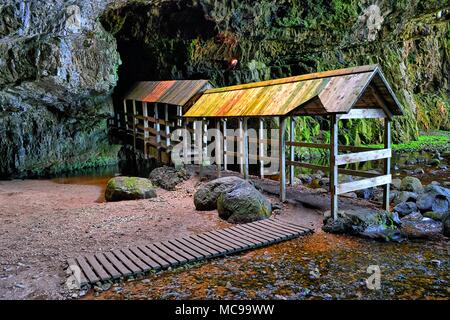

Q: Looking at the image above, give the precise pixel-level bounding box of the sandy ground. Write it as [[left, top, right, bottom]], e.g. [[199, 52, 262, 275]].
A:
[[0, 176, 322, 300]]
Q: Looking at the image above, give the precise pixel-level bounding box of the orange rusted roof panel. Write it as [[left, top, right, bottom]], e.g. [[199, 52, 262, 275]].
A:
[[184, 65, 403, 117], [124, 80, 212, 106]]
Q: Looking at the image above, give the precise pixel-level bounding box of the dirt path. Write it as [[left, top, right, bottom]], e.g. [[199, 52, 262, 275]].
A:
[[0, 176, 322, 300]]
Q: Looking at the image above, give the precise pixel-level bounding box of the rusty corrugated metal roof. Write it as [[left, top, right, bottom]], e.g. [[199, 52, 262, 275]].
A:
[[124, 80, 212, 106], [184, 65, 403, 117]]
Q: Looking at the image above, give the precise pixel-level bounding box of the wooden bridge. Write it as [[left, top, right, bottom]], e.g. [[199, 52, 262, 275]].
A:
[[66, 217, 312, 286]]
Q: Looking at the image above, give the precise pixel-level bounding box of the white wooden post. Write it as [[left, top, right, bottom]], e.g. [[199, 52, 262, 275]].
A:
[[143, 102, 149, 159], [239, 118, 244, 174], [154, 103, 161, 163], [216, 120, 222, 178], [165, 104, 170, 148], [243, 117, 249, 180], [382, 118, 391, 211], [123, 99, 128, 131], [183, 118, 189, 165], [330, 114, 339, 220], [132, 100, 137, 152], [289, 116, 295, 185], [259, 118, 264, 178], [223, 119, 228, 171], [279, 116, 286, 202]]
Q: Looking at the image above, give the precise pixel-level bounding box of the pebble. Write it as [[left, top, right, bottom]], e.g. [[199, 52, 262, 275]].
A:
[[14, 283, 26, 289], [141, 279, 151, 284], [431, 259, 441, 267]]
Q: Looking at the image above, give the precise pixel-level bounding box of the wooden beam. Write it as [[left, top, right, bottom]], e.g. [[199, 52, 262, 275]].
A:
[[370, 85, 393, 119], [289, 116, 295, 186], [132, 100, 137, 152], [243, 118, 249, 180], [279, 116, 286, 202], [123, 99, 128, 130], [335, 148, 391, 166], [382, 118, 391, 211], [285, 141, 376, 152], [286, 160, 380, 178], [337, 174, 392, 195], [338, 108, 386, 119], [330, 114, 338, 220], [165, 104, 170, 149]]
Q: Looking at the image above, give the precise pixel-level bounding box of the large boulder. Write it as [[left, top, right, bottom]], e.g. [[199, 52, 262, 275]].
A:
[[149, 166, 190, 191], [194, 176, 272, 223], [194, 176, 248, 210], [400, 177, 423, 193], [217, 183, 272, 223], [400, 219, 442, 239], [416, 185, 450, 213], [105, 176, 157, 202]]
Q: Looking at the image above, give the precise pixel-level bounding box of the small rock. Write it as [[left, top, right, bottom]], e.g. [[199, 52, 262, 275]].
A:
[[14, 283, 26, 289], [393, 191, 418, 205], [391, 178, 402, 190], [141, 279, 151, 284], [431, 259, 442, 267], [413, 168, 425, 175], [393, 202, 418, 217], [400, 177, 423, 193], [429, 158, 440, 166], [423, 211, 447, 221]]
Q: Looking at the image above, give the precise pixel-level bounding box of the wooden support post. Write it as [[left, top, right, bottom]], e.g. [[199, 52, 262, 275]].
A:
[[289, 116, 295, 186], [223, 119, 227, 171], [279, 116, 286, 202], [132, 100, 137, 152], [177, 105, 182, 127], [243, 117, 249, 180], [183, 118, 189, 165], [123, 99, 128, 131], [238, 118, 244, 175], [330, 114, 339, 220], [165, 104, 170, 148], [382, 118, 391, 211], [143, 102, 149, 159], [216, 120, 222, 178], [259, 118, 264, 178], [154, 103, 161, 163]]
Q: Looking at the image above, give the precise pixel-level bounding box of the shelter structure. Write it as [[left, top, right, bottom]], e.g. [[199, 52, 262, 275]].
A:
[[184, 64, 403, 219], [113, 80, 213, 163]]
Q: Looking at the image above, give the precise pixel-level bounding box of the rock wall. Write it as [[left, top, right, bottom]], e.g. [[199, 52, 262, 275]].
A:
[[1, 0, 449, 178]]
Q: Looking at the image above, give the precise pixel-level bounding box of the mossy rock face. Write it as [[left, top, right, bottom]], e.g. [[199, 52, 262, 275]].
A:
[[105, 176, 157, 202]]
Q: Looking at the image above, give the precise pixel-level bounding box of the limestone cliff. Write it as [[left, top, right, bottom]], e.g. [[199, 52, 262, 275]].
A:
[[0, 0, 449, 178]]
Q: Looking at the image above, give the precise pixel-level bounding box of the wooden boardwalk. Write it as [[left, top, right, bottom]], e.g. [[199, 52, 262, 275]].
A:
[[67, 217, 312, 286]]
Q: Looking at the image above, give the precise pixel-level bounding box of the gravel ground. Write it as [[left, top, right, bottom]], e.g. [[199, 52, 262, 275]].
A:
[[0, 176, 321, 300]]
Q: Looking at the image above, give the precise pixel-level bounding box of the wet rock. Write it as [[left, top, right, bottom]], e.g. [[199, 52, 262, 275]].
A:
[[323, 208, 401, 241], [105, 176, 157, 202], [423, 211, 447, 221], [194, 176, 247, 210], [400, 219, 442, 239], [391, 178, 402, 190], [416, 185, 450, 213], [393, 202, 418, 217], [401, 211, 423, 221], [442, 213, 450, 237], [149, 166, 190, 191], [355, 187, 374, 200], [298, 174, 312, 184], [217, 182, 272, 223], [429, 158, 440, 166], [393, 191, 418, 205], [413, 168, 425, 175], [400, 177, 423, 193]]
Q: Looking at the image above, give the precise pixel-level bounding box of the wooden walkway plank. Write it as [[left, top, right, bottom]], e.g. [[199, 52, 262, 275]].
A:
[[216, 228, 261, 247], [146, 244, 180, 266], [197, 233, 238, 253], [75, 256, 100, 284], [94, 253, 122, 279], [160, 241, 198, 263], [247, 222, 292, 240], [112, 250, 142, 273], [185, 235, 226, 256], [128, 247, 161, 270], [226, 226, 272, 245], [256, 220, 302, 235], [169, 238, 211, 259], [234, 225, 280, 243], [104, 252, 132, 277], [271, 218, 311, 232], [213, 228, 258, 248], [121, 248, 152, 272], [137, 245, 170, 269], [209, 230, 252, 250], [85, 254, 110, 281], [67, 258, 88, 285]]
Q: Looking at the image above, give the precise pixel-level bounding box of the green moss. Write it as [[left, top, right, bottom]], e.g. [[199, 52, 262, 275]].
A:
[[368, 131, 450, 152]]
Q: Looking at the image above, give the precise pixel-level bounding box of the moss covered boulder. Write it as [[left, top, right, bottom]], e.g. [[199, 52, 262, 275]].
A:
[[105, 176, 157, 202], [217, 183, 272, 223], [400, 177, 424, 193]]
